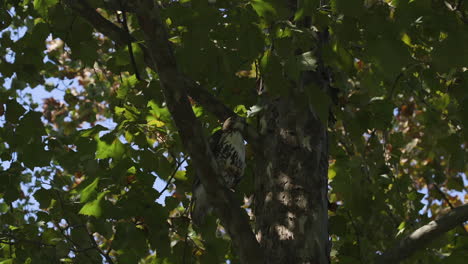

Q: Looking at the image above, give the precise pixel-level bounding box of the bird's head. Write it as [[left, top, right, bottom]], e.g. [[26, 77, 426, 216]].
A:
[[222, 116, 245, 132]]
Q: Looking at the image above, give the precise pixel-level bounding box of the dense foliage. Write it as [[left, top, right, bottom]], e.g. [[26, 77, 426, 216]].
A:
[[0, 0, 467, 263]]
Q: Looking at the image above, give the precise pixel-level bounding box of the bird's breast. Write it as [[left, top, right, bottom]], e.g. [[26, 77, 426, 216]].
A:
[[219, 132, 245, 163]]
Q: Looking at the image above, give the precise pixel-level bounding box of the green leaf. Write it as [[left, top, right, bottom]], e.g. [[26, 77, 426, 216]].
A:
[[367, 36, 410, 76], [34, 188, 52, 209], [74, 40, 99, 66], [260, 50, 290, 95], [431, 92, 450, 111], [55, 242, 71, 257], [329, 215, 347, 236], [80, 178, 99, 203], [80, 125, 108, 137], [432, 31, 468, 72], [406, 191, 424, 201], [16, 111, 46, 138], [21, 142, 51, 168], [251, 0, 290, 22], [29, 22, 49, 49], [148, 100, 171, 120], [251, 0, 277, 18], [33, 0, 59, 17], [5, 100, 26, 123], [96, 136, 126, 160], [192, 105, 203, 117], [117, 75, 138, 99], [368, 99, 394, 130], [0, 203, 9, 213], [10, 78, 27, 91], [305, 84, 331, 124], [155, 155, 173, 180], [115, 105, 139, 121], [79, 190, 109, 217], [113, 222, 148, 259], [0, 9, 12, 31], [70, 227, 91, 247], [446, 175, 464, 191]]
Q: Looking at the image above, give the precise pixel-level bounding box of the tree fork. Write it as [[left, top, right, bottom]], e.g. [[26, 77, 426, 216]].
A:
[[132, 0, 263, 263]]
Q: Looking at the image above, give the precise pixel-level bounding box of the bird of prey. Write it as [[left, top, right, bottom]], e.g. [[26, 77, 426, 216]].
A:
[[191, 116, 246, 226]]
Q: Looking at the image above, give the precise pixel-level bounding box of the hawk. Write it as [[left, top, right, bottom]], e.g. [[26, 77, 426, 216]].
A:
[[191, 116, 246, 226]]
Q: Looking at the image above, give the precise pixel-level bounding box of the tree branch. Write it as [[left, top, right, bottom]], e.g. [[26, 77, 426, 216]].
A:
[[64, 1, 259, 146], [87, 229, 114, 264], [63, 2, 263, 261], [0, 233, 55, 248], [376, 204, 468, 263], [64, 1, 134, 46], [432, 183, 468, 233], [128, 1, 263, 263]]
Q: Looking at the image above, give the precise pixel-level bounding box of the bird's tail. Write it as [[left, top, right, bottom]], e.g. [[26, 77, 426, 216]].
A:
[[191, 179, 211, 226]]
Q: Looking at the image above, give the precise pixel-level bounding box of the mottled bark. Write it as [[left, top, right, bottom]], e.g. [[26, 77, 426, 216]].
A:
[[254, 97, 330, 264]]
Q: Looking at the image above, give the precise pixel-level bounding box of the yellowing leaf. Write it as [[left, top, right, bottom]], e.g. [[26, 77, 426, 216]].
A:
[[174, 171, 187, 181], [148, 119, 165, 127], [234, 105, 247, 116], [401, 33, 412, 46], [192, 105, 203, 117]]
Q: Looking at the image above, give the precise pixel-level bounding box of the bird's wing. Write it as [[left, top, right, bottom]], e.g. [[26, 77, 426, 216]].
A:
[[209, 129, 224, 154]]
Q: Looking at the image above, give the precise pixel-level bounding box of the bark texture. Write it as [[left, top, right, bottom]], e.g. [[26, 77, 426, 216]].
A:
[[254, 97, 330, 264]]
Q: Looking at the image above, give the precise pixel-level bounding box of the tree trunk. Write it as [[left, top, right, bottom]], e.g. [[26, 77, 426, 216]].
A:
[[254, 96, 330, 264]]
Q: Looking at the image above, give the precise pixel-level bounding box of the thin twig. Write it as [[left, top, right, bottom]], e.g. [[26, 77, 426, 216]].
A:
[[116, 0, 141, 80], [87, 230, 114, 264], [158, 157, 187, 197], [433, 183, 455, 210], [0, 235, 55, 248], [54, 217, 98, 263], [53, 190, 101, 263], [433, 183, 468, 233]]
